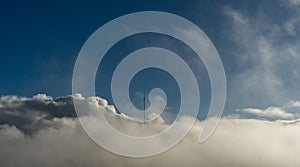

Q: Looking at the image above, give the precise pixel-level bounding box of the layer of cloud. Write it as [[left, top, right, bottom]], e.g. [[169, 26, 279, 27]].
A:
[[1, 94, 300, 166]]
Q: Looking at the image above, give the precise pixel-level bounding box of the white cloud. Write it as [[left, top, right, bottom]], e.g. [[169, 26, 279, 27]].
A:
[[286, 100, 300, 108], [32, 94, 53, 101], [237, 107, 294, 119], [237, 100, 300, 119], [1, 115, 300, 166], [1, 94, 300, 166]]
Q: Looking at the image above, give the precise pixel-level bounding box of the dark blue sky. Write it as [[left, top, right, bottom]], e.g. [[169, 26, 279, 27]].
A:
[[0, 0, 241, 97], [1, 0, 300, 117]]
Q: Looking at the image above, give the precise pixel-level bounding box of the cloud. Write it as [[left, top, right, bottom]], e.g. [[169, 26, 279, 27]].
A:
[[237, 107, 294, 119], [1, 94, 300, 166], [287, 0, 300, 6], [237, 100, 300, 120], [223, 4, 300, 108], [0, 94, 114, 134], [285, 100, 300, 108]]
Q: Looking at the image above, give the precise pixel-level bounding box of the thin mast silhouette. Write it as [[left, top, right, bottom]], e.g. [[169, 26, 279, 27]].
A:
[[143, 93, 146, 124]]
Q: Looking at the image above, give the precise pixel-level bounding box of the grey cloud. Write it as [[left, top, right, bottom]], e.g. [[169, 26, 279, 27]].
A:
[[0, 94, 114, 135]]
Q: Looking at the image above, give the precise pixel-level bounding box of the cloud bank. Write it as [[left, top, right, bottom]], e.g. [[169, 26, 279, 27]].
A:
[[0, 94, 300, 167]]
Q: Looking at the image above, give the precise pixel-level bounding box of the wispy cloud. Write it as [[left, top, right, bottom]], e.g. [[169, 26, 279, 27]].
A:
[[224, 3, 300, 108]]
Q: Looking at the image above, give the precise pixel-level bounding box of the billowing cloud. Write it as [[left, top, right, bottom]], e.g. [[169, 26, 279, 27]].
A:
[[1, 94, 300, 167], [0, 94, 114, 134]]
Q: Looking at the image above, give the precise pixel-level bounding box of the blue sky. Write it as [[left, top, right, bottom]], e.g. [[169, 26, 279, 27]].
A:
[[2, 1, 300, 166], [1, 0, 300, 119], [0, 0, 223, 97]]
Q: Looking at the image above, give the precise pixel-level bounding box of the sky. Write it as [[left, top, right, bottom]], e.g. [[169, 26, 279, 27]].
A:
[[1, 0, 300, 115], [1, 0, 300, 166]]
